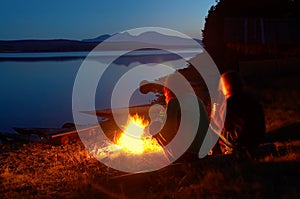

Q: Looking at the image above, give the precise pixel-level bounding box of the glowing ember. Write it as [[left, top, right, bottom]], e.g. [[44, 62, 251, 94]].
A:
[[116, 114, 163, 154]]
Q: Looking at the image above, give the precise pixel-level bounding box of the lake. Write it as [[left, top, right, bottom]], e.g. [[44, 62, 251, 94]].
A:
[[0, 49, 200, 133]]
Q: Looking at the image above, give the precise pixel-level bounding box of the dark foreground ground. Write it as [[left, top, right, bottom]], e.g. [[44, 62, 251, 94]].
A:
[[0, 140, 299, 199], [1, 60, 300, 199]]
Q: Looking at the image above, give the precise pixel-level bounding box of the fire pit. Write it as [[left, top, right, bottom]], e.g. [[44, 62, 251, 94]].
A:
[[91, 113, 171, 172]]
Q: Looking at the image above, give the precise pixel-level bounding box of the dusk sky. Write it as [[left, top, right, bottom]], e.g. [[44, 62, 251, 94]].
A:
[[0, 0, 216, 40]]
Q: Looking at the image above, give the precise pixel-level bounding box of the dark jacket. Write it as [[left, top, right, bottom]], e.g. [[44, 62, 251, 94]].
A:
[[221, 93, 266, 152], [154, 96, 209, 154]]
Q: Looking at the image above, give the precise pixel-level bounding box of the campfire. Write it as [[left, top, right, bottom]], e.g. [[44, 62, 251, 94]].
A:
[[89, 111, 176, 172], [94, 114, 166, 160], [115, 114, 163, 154]]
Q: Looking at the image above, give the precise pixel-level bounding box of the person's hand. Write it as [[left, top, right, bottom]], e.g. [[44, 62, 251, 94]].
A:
[[211, 102, 218, 118]]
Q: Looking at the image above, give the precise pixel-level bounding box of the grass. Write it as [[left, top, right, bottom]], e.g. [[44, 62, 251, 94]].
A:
[[1, 141, 298, 199]]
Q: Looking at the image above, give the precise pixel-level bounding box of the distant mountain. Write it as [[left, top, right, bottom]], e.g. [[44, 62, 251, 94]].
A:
[[0, 39, 98, 53], [103, 31, 202, 47], [82, 34, 111, 42], [0, 32, 202, 53]]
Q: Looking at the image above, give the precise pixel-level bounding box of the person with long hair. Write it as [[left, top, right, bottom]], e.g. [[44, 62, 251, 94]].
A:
[[211, 71, 266, 157]]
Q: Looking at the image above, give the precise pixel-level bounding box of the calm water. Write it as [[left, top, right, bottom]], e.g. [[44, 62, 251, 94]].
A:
[[0, 50, 200, 133]]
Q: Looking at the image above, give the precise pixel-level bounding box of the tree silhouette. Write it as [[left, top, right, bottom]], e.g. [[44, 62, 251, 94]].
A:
[[202, 0, 299, 72]]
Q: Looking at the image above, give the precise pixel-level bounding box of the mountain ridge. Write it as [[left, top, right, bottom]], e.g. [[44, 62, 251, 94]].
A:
[[0, 32, 202, 53]]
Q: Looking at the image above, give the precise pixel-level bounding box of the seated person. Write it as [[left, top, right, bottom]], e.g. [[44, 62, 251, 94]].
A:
[[140, 75, 209, 159], [211, 71, 266, 157]]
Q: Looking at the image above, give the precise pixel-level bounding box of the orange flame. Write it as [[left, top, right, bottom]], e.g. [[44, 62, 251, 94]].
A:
[[116, 114, 163, 154]]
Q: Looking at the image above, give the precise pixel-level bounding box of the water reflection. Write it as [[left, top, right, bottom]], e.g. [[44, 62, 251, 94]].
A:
[[0, 49, 200, 132]]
